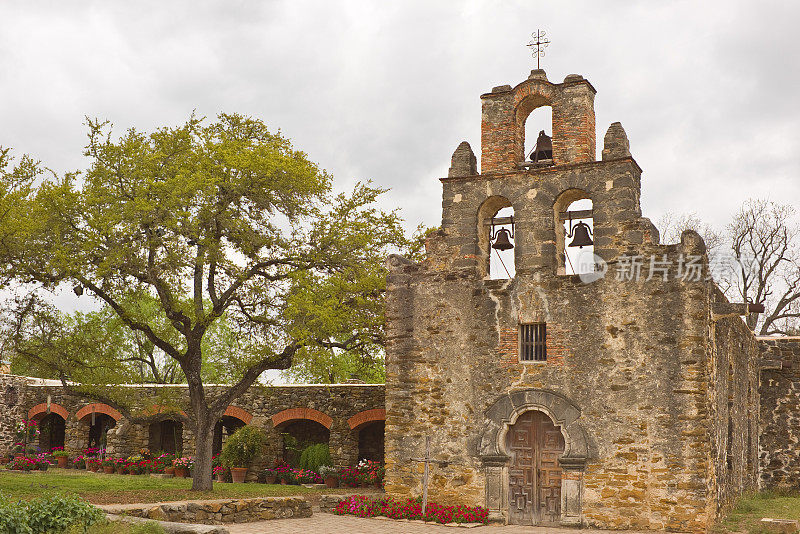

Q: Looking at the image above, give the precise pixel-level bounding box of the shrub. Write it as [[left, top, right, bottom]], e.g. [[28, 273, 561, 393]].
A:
[[52, 450, 69, 458], [298, 443, 331, 473], [220, 425, 264, 468], [0, 493, 105, 534]]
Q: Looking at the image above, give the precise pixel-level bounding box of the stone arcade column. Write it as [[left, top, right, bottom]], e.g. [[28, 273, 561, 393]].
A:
[[329, 418, 358, 468]]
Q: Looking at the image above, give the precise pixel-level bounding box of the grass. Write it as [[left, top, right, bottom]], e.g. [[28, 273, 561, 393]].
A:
[[716, 491, 800, 534], [0, 468, 342, 505]]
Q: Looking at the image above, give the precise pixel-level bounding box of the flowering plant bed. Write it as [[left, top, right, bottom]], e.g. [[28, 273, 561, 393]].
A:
[[333, 495, 489, 525]]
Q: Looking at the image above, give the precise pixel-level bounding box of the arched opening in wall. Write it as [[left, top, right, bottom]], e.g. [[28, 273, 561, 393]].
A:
[[478, 196, 515, 279], [86, 414, 116, 449], [357, 421, 384, 462], [213, 416, 246, 456], [553, 190, 594, 275], [36, 412, 65, 453], [524, 106, 553, 167], [277, 420, 330, 467], [149, 420, 183, 455]]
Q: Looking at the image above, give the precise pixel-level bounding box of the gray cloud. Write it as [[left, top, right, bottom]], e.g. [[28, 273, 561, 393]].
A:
[[1, 0, 798, 237]]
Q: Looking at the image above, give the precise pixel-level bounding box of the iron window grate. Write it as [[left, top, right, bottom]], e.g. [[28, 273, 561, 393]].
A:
[[520, 323, 546, 362]]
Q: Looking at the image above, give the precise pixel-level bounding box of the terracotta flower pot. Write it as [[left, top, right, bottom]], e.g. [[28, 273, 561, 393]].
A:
[[216, 473, 226, 483], [56, 457, 68, 468], [165, 467, 175, 475], [324, 476, 339, 488], [103, 465, 114, 474], [115, 467, 126, 475], [230, 467, 248, 483], [264, 475, 276, 484], [280, 479, 287, 485], [174, 467, 188, 478]]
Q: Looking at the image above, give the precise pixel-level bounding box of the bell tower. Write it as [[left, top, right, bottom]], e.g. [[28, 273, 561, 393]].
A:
[[438, 69, 657, 279]]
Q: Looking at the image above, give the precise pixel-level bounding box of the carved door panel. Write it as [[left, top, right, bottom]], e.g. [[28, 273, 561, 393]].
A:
[[506, 411, 565, 526]]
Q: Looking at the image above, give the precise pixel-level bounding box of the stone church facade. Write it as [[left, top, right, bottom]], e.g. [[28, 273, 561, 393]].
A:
[[2, 67, 800, 533], [383, 69, 770, 531]]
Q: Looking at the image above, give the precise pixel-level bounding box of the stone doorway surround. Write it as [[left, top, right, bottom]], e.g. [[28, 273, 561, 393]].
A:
[[478, 389, 590, 526]]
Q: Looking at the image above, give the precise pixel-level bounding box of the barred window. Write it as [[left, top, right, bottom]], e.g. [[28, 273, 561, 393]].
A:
[[520, 323, 546, 362]]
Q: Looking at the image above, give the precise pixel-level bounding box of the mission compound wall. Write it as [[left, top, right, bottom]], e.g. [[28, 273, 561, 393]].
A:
[[384, 69, 761, 531], [0, 376, 384, 481]]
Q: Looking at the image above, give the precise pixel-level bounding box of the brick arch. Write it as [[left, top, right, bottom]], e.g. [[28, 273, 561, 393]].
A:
[[76, 403, 122, 422], [271, 407, 332, 429], [223, 406, 253, 424], [28, 402, 69, 421], [348, 408, 385, 431]]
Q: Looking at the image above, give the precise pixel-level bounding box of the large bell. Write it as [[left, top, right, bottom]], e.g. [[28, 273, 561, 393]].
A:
[[492, 228, 514, 251], [568, 221, 593, 248], [528, 130, 553, 163]]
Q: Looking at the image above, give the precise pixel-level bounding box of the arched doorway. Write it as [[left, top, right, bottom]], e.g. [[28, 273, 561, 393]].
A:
[[37, 412, 66, 452], [278, 420, 330, 466], [148, 420, 183, 455], [213, 416, 246, 456], [357, 421, 384, 462], [76, 404, 121, 450], [506, 411, 565, 526]]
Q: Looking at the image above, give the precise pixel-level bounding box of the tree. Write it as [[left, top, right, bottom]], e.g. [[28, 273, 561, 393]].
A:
[[728, 199, 800, 334], [659, 200, 800, 335], [6, 114, 407, 490]]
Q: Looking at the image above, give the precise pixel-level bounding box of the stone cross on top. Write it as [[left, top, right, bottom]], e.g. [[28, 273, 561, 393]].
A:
[[527, 29, 550, 70]]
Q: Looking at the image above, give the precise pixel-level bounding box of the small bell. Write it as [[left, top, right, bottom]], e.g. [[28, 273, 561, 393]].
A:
[[568, 221, 593, 248], [492, 228, 514, 251], [528, 130, 553, 163]]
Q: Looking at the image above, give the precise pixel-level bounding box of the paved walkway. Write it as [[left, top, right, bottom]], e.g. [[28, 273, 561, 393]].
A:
[[227, 515, 653, 534]]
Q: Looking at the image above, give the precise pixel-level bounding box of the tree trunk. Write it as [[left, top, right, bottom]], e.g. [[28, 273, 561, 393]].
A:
[[191, 416, 215, 491]]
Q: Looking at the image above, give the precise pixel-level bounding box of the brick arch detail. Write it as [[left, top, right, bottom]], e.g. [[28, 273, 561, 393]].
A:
[[76, 403, 122, 422], [271, 407, 332, 429], [348, 408, 386, 431], [223, 406, 253, 424], [28, 402, 69, 421]]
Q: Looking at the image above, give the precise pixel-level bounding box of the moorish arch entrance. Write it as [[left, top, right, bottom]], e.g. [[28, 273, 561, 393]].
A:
[[478, 389, 590, 526], [506, 411, 565, 525]]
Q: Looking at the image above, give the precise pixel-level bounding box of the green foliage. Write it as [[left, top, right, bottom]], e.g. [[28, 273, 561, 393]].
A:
[[298, 443, 331, 473], [3, 113, 410, 489], [220, 425, 264, 468], [0, 493, 104, 534]]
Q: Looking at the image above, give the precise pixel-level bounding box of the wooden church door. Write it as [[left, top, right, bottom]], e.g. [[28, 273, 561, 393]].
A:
[[506, 411, 565, 525]]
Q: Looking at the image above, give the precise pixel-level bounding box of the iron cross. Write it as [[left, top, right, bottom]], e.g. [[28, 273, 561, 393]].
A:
[[410, 436, 450, 512], [527, 29, 550, 70]]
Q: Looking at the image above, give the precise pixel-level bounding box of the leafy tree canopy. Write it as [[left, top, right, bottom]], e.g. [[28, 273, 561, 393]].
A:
[[3, 113, 410, 489]]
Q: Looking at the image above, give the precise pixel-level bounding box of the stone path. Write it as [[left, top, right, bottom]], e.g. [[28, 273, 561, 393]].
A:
[[227, 515, 654, 533]]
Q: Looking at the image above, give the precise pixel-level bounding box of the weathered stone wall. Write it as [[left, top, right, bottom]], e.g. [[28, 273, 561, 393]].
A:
[[758, 336, 800, 489], [385, 69, 760, 532], [0, 379, 384, 479], [101, 496, 311, 524], [708, 290, 761, 514]]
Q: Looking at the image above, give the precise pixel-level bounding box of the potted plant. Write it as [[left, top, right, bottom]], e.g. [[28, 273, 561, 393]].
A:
[[101, 459, 115, 474], [220, 425, 265, 484], [51, 448, 69, 468], [173, 457, 192, 478], [213, 466, 228, 483], [319, 465, 338, 488], [262, 468, 277, 485]]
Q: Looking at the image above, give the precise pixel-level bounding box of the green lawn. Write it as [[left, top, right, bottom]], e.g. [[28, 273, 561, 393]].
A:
[[0, 468, 344, 505], [717, 491, 800, 534]]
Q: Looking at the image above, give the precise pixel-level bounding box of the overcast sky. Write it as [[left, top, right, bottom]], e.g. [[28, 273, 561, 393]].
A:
[[2, 0, 798, 236]]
